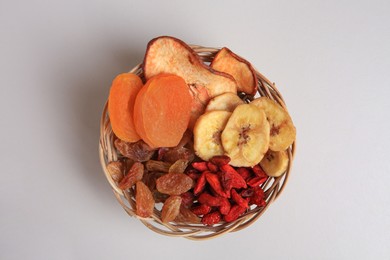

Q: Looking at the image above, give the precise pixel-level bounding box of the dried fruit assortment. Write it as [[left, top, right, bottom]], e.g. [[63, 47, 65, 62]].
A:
[[104, 36, 296, 227]]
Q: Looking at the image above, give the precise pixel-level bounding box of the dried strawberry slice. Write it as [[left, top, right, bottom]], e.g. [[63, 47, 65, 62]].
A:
[[231, 189, 249, 209], [202, 211, 221, 226], [191, 204, 212, 216], [205, 171, 229, 198], [220, 164, 247, 192], [209, 155, 231, 166]]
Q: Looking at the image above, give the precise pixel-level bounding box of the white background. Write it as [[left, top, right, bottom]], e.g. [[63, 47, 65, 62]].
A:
[[1, 0, 389, 259]]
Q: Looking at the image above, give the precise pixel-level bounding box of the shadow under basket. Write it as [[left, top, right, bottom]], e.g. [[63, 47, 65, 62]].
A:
[[99, 45, 296, 240]]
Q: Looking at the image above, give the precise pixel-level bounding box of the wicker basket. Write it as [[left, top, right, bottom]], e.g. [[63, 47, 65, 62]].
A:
[[99, 45, 296, 240]]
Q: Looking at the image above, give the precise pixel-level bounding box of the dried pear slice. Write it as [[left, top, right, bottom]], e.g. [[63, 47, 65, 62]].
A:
[[211, 47, 258, 96]]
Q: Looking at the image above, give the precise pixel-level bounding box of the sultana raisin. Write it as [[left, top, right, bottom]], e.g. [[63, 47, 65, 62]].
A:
[[135, 181, 155, 218], [106, 161, 124, 182], [160, 147, 195, 163], [145, 160, 171, 172], [169, 159, 190, 173], [118, 162, 144, 190], [114, 139, 156, 162], [161, 195, 182, 223], [175, 205, 201, 223], [156, 173, 193, 195]]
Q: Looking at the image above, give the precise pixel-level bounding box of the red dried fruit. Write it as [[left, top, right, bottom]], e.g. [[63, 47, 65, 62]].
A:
[[181, 191, 195, 207], [231, 189, 249, 209], [240, 188, 254, 198], [186, 169, 200, 181], [236, 167, 252, 181], [118, 162, 144, 190], [202, 211, 221, 226], [209, 155, 231, 166], [135, 181, 155, 218], [224, 204, 247, 222], [219, 197, 231, 215], [114, 139, 156, 162], [175, 205, 201, 223], [161, 195, 182, 223], [193, 172, 206, 196], [207, 162, 218, 172], [192, 161, 208, 171], [247, 176, 267, 187], [220, 164, 247, 192], [157, 147, 169, 161], [156, 173, 194, 195], [205, 172, 228, 198], [191, 204, 212, 215], [252, 164, 268, 178], [198, 192, 222, 207], [250, 187, 266, 207]]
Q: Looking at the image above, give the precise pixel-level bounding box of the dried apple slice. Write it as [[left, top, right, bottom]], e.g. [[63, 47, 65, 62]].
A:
[[143, 36, 238, 129], [211, 47, 258, 96]]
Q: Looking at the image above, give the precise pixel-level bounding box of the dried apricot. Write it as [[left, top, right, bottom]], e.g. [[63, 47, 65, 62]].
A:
[[134, 74, 192, 148], [108, 73, 143, 142]]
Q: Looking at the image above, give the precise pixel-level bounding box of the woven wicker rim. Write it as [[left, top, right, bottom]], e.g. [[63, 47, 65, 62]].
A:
[[99, 45, 296, 240]]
